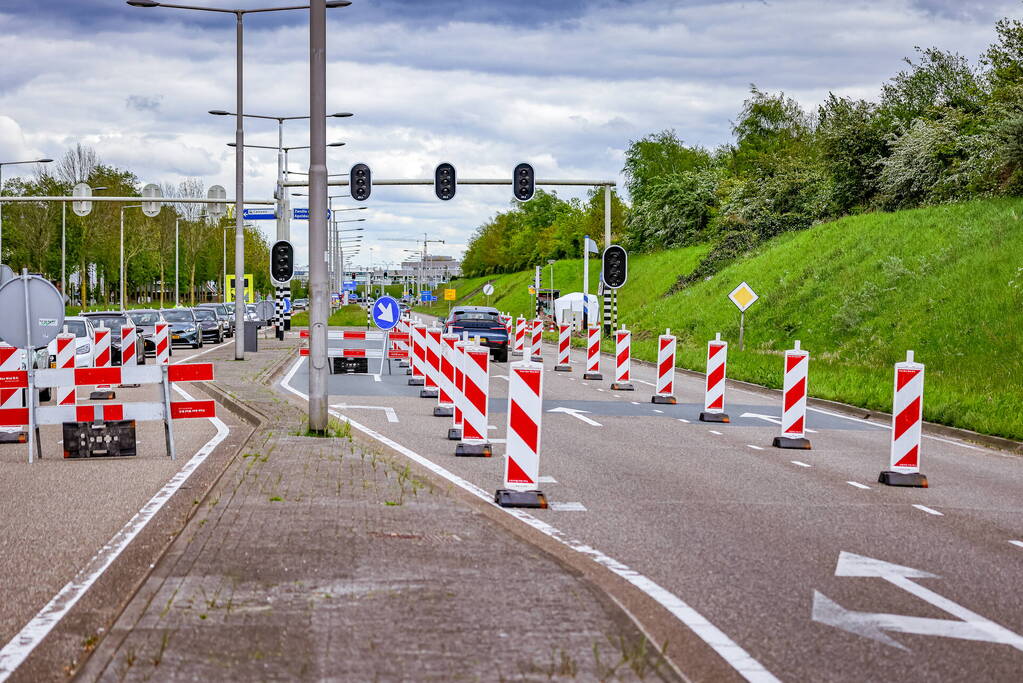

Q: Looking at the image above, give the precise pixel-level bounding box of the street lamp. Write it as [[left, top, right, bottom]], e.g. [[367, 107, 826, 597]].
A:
[[120, 205, 143, 310], [129, 0, 350, 360], [547, 258, 556, 295], [62, 185, 107, 302], [0, 157, 53, 260]]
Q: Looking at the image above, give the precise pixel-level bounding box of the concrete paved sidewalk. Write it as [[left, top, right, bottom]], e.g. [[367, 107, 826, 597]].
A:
[[76, 336, 672, 682]]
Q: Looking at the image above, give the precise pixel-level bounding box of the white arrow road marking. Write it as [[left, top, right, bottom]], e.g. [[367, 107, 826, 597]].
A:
[[741, 412, 818, 433], [330, 404, 398, 423], [813, 551, 1023, 651], [547, 406, 602, 427]]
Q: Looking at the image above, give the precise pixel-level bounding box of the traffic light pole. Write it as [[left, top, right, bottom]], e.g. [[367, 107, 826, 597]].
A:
[[307, 0, 329, 433]]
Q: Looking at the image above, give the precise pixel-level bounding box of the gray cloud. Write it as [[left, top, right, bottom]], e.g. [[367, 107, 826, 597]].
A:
[[126, 95, 163, 112]]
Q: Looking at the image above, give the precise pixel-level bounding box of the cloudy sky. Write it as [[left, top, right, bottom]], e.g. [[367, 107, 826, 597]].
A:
[[1, 0, 1020, 269]]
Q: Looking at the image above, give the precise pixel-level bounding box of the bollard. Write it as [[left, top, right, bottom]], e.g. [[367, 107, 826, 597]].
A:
[[773, 340, 811, 449], [408, 322, 426, 386], [583, 325, 602, 380], [652, 328, 677, 404], [90, 325, 116, 401], [699, 333, 729, 423], [448, 338, 468, 440], [155, 323, 170, 365], [456, 344, 493, 457], [610, 327, 634, 391], [434, 333, 458, 417], [554, 323, 572, 371], [879, 350, 928, 487], [514, 316, 526, 356], [530, 318, 544, 363], [420, 327, 441, 398], [495, 359, 547, 507]]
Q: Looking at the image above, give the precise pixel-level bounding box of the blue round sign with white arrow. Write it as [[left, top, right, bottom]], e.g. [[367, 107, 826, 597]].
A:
[[371, 295, 400, 331]]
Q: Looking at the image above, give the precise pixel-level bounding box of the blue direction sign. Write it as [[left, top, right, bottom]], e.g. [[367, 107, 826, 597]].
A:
[[292, 208, 332, 221], [421, 294, 437, 302], [283, 297, 292, 314], [342, 281, 357, 291], [242, 208, 276, 220], [371, 295, 400, 330]]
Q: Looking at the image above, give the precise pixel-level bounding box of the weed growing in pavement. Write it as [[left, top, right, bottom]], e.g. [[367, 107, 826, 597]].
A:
[[591, 634, 668, 680], [294, 416, 352, 439], [269, 496, 283, 502], [152, 631, 171, 667], [81, 633, 99, 651]]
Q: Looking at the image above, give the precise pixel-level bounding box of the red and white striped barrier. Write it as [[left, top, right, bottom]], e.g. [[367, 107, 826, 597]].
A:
[[583, 325, 602, 380], [773, 341, 811, 449], [0, 343, 26, 443], [408, 322, 426, 386], [501, 314, 513, 340], [530, 318, 543, 363], [55, 332, 76, 407], [879, 351, 928, 487], [155, 323, 170, 365], [420, 327, 441, 398], [554, 323, 572, 371], [610, 327, 634, 391], [495, 359, 547, 507], [652, 328, 677, 404], [448, 338, 468, 440], [90, 326, 115, 400], [700, 333, 729, 423], [434, 333, 458, 417], [118, 323, 141, 388], [395, 317, 410, 367], [457, 344, 492, 457], [299, 329, 410, 343], [514, 316, 526, 356], [298, 347, 408, 359]]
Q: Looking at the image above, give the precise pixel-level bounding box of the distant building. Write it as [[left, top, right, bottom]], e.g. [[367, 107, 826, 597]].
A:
[[400, 255, 461, 287]]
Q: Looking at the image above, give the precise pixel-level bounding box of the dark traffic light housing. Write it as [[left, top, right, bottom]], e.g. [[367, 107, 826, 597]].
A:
[[351, 163, 371, 201], [435, 162, 456, 200], [601, 244, 628, 289], [271, 240, 295, 283], [513, 162, 534, 202]]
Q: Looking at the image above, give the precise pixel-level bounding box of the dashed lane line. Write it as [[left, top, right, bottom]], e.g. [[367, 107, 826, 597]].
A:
[[709, 430, 723, 436], [790, 461, 812, 468], [746, 444, 764, 451], [846, 481, 871, 490], [549, 502, 587, 512], [913, 504, 944, 516], [1009, 540, 1023, 549]]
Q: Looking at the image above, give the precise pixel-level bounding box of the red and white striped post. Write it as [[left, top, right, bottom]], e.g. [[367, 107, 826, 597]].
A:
[[119, 322, 141, 388], [154, 323, 170, 365], [434, 332, 459, 417], [90, 325, 116, 401], [583, 325, 602, 380], [420, 327, 441, 398], [610, 327, 634, 391], [514, 316, 526, 356], [554, 323, 572, 371], [652, 328, 677, 404], [0, 343, 26, 444], [457, 344, 493, 457], [773, 340, 811, 449], [530, 318, 543, 363], [495, 359, 548, 508], [699, 333, 729, 423], [408, 321, 426, 386], [448, 338, 468, 440], [55, 332, 76, 408], [879, 350, 928, 487]]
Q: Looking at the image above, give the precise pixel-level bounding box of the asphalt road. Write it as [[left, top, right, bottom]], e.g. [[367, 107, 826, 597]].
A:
[[0, 339, 239, 655], [284, 336, 1023, 682]]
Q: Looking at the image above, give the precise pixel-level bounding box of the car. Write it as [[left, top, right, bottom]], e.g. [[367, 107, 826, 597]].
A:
[[80, 311, 146, 365], [197, 303, 235, 337], [126, 309, 166, 357], [46, 316, 96, 368], [398, 302, 411, 314], [161, 307, 203, 348], [293, 298, 308, 311], [192, 307, 225, 343], [444, 306, 510, 362]]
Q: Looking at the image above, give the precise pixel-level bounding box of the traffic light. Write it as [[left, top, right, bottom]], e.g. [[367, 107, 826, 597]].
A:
[[351, 163, 371, 201], [601, 244, 628, 289], [270, 240, 294, 282], [435, 162, 456, 200], [513, 162, 534, 202]]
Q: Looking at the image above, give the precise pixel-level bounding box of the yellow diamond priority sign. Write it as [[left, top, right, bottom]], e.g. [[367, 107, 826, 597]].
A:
[[728, 281, 758, 312]]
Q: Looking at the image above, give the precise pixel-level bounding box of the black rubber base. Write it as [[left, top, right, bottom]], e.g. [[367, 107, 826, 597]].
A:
[[554, 365, 572, 372], [447, 428, 462, 441], [651, 395, 677, 404], [408, 377, 424, 386], [879, 470, 929, 488], [531, 355, 544, 363], [495, 488, 548, 508], [610, 382, 634, 391], [399, 361, 409, 369], [117, 383, 141, 389], [90, 390, 116, 401], [419, 388, 438, 398], [583, 372, 603, 381], [773, 436, 812, 450], [0, 431, 27, 444], [699, 411, 730, 423], [433, 406, 454, 417], [456, 442, 493, 457]]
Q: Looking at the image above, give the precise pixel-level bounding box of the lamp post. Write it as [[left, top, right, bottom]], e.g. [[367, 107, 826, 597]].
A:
[[63, 184, 107, 304], [0, 157, 53, 261], [128, 0, 349, 359], [547, 259, 556, 295], [120, 205, 143, 310]]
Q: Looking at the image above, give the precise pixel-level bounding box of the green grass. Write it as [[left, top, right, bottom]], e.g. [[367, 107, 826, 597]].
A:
[[289, 305, 369, 328], [440, 198, 1023, 440]]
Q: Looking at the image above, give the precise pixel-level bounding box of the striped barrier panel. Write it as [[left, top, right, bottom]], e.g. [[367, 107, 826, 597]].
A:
[[554, 323, 572, 372], [583, 325, 602, 380], [456, 344, 492, 457], [495, 360, 547, 508], [610, 327, 634, 391], [773, 341, 811, 449], [879, 351, 928, 488], [652, 329, 677, 404], [699, 333, 729, 423]]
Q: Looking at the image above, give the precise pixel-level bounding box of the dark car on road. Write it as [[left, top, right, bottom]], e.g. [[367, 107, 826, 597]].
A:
[[192, 307, 225, 343], [444, 306, 509, 362], [161, 307, 203, 348], [81, 311, 147, 365], [126, 309, 165, 357], [197, 303, 235, 337]]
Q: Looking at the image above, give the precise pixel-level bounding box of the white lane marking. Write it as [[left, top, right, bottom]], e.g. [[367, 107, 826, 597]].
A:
[[709, 430, 723, 435], [612, 394, 622, 398], [373, 374, 381, 383], [330, 404, 398, 423], [171, 338, 232, 362], [630, 401, 640, 405], [547, 406, 602, 427], [652, 409, 664, 414], [806, 406, 981, 451], [549, 502, 587, 512], [678, 418, 690, 424], [633, 379, 656, 387], [0, 385, 229, 680], [791, 460, 812, 468], [596, 388, 605, 393], [847, 481, 871, 490], [746, 444, 764, 451], [1009, 540, 1023, 548], [538, 475, 558, 484], [739, 412, 817, 433], [913, 504, 944, 516], [280, 358, 778, 683]]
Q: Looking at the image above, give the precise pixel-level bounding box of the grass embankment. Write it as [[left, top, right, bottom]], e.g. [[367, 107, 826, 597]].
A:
[[290, 304, 369, 328], [441, 198, 1023, 440]]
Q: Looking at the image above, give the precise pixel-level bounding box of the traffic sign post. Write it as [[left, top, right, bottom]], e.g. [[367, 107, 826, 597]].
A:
[[372, 296, 401, 376], [728, 281, 759, 351]]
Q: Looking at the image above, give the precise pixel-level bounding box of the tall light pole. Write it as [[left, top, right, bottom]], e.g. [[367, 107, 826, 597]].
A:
[[63, 185, 107, 303], [120, 205, 142, 310], [128, 0, 348, 359], [0, 157, 53, 261]]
